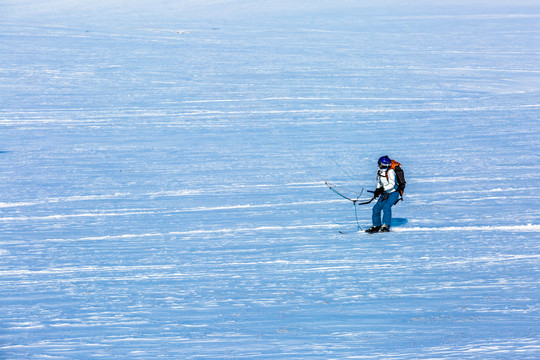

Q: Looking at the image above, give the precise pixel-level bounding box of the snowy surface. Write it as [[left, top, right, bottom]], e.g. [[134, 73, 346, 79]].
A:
[[1, 1, 540, 359]]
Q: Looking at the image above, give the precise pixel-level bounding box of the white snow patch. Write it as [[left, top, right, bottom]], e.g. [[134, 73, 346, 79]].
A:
[[394, 224, 540, 232]]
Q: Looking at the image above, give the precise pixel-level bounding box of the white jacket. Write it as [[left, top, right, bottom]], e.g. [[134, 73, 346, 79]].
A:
[[377, 168, 397, 193]]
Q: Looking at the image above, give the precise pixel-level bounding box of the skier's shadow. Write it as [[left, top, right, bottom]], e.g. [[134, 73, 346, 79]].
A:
[[391, 218, 408, 227]]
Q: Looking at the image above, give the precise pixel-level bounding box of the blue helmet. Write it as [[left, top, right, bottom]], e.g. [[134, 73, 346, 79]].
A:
[[378, 155, 391, 168]]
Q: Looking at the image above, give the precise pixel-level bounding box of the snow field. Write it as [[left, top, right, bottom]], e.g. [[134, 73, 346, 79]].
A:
[[1, 1, 540, 358]]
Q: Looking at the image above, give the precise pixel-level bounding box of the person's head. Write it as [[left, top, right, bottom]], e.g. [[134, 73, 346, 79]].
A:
[[378, 155, 391, 169]]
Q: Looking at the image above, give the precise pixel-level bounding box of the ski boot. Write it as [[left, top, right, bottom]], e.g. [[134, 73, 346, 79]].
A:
[[379, 224, 391, 232], [365, 226, 380, 234]]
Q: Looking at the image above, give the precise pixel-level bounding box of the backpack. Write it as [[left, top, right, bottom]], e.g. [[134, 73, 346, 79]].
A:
[[387, 159, 406, 196]]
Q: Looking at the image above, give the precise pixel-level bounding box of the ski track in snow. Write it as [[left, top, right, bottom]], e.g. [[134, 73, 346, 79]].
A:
[[1, 1, 540, 359]]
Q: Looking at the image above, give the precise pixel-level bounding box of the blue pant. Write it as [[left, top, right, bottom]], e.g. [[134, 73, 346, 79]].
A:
[[372, 191, 400, 227]]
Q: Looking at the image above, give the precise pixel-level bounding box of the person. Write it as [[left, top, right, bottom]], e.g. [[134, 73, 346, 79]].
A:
[[365, 156, 401, 233]]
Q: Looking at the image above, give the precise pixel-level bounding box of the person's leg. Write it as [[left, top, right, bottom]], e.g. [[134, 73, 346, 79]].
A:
[[372, 197, 385, 227], [382, 192, 400, 226]]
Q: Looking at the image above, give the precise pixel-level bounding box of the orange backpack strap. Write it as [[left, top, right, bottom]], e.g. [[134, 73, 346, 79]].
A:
[[382, 160, 402, 180]]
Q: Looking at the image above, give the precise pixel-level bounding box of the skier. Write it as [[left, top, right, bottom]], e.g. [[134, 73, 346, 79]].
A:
[[365, 155, 403, 233]]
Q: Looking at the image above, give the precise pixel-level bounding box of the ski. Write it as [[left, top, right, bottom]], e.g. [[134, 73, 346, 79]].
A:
[[339, 225, 366, 234], [338, 229, 360, 234]]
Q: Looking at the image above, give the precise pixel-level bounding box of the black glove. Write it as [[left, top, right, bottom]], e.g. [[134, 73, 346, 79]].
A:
[[374, 187, 384, 197]]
